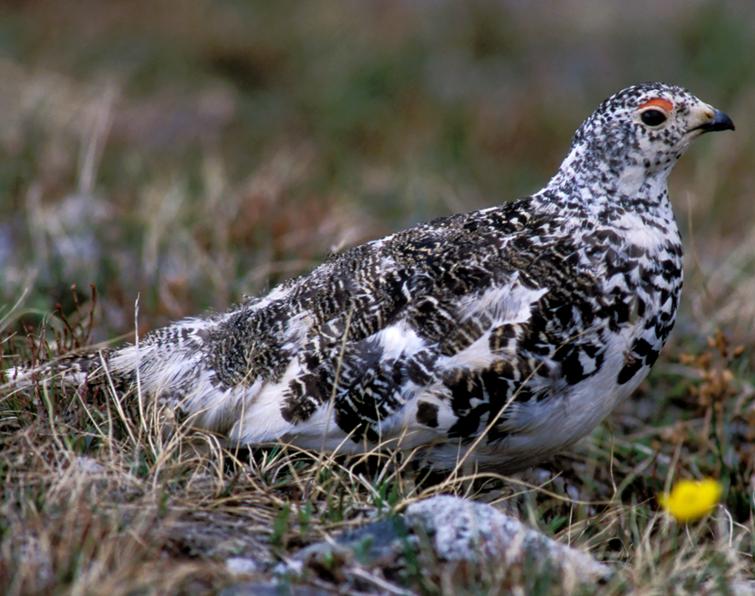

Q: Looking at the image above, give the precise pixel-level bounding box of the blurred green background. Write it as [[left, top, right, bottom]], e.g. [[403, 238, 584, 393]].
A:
[[1, 0, 753, 345]]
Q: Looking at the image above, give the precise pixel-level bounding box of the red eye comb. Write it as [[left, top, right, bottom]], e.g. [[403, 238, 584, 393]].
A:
[[639, 98, 673, 112]]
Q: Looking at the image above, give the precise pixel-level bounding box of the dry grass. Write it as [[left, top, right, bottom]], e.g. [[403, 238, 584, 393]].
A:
[[1, 1, 754, 593], [1, 284, 752, 594]]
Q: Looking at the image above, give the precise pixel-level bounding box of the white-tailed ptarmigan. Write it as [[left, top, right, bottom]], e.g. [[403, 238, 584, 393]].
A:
[[6, 83, 735, 471]]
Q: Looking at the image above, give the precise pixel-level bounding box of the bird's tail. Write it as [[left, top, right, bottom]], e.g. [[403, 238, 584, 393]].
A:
[[3, 316, 247, 437], [2, 349, 113, 394]]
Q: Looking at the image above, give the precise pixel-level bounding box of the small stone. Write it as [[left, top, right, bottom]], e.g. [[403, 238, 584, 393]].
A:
[[225, 557, 260, 576]]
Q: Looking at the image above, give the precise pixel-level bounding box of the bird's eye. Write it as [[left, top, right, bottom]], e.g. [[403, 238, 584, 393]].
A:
[[640, 109, 667, 127]]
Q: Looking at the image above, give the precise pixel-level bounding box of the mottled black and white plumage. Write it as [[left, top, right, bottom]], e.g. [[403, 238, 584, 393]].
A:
[[7, 83, 734, 471]]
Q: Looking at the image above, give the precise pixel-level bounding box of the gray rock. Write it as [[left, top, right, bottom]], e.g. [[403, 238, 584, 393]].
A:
[[167, 510, 273, 564], [731, 579, 755, 595], [277, 495, 610, 593], [405, 495, 610, 580], [225, 557, 262, 576], [221, 580, 328, 596]]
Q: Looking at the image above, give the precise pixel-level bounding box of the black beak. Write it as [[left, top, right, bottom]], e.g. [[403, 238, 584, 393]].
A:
[[694, 109, 735, 133]]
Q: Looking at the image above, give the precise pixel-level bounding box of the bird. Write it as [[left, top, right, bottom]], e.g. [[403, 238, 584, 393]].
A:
[[5, 82, 734, 472]]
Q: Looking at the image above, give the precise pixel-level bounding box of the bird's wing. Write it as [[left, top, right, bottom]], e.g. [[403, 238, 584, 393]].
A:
[[190, 200, 608, 450]]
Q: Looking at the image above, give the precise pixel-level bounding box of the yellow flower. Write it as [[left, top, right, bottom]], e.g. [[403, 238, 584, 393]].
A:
[[658, 478, 723, 522]]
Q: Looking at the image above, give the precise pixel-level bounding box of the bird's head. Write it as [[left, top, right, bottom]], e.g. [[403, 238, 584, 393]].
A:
[[559, 82, 734, 196]]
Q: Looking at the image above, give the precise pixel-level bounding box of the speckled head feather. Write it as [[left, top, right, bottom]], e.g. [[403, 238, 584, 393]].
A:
[[5, 83, 735, 472], [550, 82, 732, 205], [574, 82, 697, 150]]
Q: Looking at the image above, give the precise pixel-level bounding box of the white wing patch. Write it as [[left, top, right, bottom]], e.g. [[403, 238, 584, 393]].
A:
[[439, 282, 547, 373], [376, 321, 426, 360], [457, 281, 548, 327]]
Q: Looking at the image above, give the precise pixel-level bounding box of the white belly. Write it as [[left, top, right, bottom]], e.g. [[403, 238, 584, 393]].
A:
[[457, 333, 652, 471]]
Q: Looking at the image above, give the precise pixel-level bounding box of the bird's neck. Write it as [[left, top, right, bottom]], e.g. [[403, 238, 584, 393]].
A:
[[538, 144, 674, 215]]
